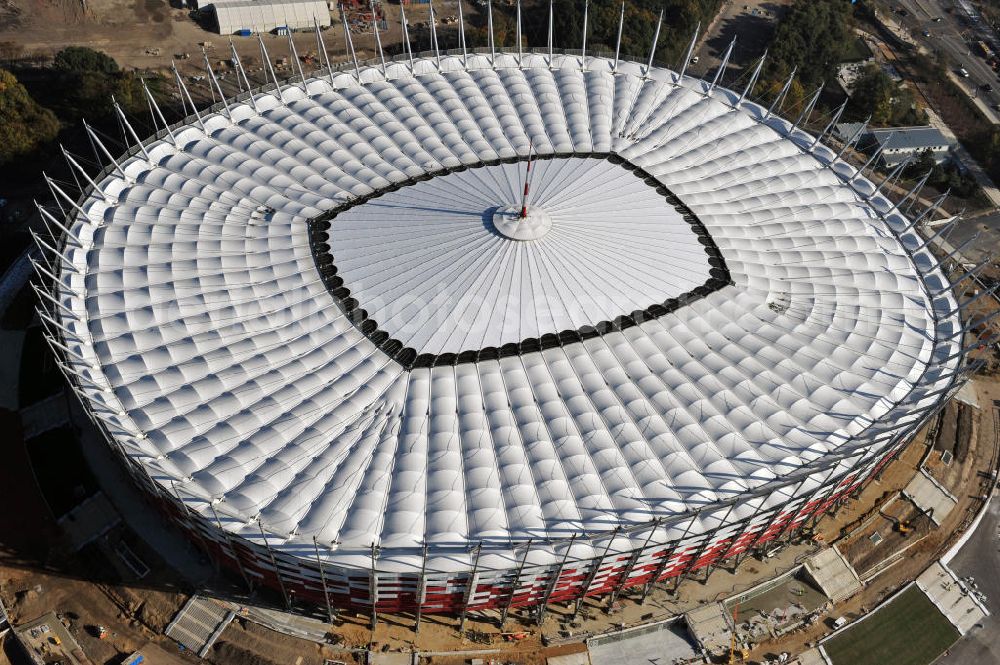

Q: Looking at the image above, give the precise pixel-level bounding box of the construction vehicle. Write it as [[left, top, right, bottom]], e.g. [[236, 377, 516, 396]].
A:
[[880, 511, 912, 536], [728, 602, 749, 664], [896, 520, 912, 535]]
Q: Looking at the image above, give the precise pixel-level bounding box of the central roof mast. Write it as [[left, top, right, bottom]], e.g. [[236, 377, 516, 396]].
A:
[[520, 142, 533, 218]]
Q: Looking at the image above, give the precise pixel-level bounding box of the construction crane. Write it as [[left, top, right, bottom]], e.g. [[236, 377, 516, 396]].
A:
[[729, 601, 750, 664]]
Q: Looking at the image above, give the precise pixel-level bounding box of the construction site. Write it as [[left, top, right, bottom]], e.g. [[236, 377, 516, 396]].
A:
[[2, 2, 1000, 665], [0, 327, 996, 665]]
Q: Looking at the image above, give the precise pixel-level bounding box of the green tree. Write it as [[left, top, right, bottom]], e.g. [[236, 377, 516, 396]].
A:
[[849, 65, 923, 126], [517, 0, 722, 67], [53, 46, 119, 75], [0, 69, 59, 165], [905, 148, 937, 179], [765, 0, 854, 91]]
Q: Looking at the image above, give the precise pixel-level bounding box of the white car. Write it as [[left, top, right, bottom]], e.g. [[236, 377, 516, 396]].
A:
[[959, 67, 971, 77]]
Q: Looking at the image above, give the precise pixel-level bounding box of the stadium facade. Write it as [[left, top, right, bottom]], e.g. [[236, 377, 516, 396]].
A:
[[36, 27, 976, 619]]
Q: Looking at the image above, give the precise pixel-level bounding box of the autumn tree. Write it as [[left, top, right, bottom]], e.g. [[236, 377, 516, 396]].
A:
[[0, 68, 59, 165]]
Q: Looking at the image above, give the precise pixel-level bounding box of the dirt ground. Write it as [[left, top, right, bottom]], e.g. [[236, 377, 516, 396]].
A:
[[839, 498, 933, 578], [691, 0, 792, 77], [211, 620, 343, 665], [0, 404, 192, 665], [0, 0, 453, 78], [1, 567, 194, 665], [745, 377, 1000, 661], [0, 635, 13, 665]]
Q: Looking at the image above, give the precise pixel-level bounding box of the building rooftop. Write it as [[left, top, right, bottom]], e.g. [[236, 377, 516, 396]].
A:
[[49, 53, 962, 574], [871, 126, 951, 151]]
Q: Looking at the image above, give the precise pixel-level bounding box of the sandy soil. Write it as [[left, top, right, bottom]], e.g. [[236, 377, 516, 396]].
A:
[[211, 619, 340, 665], [692, 0, 793, 77], [0, 0, 454, 79], [1, 567, 194, 665]]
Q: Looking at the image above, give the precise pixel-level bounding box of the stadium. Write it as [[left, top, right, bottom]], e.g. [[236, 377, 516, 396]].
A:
[[36, 20, 973, 620]]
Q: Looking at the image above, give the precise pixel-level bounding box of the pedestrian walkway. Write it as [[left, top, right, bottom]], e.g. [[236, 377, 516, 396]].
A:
[[165, 595, 236, 657], [903, 470, 958, 526], [917, 561, 988, 635], [802, 547, 861, 604], [19, 392, 69, 438]]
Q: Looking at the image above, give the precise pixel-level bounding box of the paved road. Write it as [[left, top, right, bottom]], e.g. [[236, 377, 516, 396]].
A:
[[937, 497, 1000, 664], [946, 210, 1000, 263], [895, 0, 1000, 122]]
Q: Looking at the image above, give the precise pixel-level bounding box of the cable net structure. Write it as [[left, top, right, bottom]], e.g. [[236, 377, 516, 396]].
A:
[[38, 44, 971, 618]]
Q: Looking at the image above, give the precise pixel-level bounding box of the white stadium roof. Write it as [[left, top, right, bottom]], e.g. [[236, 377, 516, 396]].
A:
[[50, 52, 961, 574], [328, 157, 718, 354]]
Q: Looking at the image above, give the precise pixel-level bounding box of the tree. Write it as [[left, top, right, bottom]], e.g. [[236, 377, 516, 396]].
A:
[[849, 65, 924, 126], [517, 0, 723, 67], [0, 69, 59, 165], [765, 0, 854, 91], [905, 148, 937, 180], [47, 48, 163, 120], [53, 46, 119, 75]]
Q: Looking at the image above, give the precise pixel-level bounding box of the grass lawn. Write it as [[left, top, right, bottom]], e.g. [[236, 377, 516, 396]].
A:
[[824, 586, 959, 665]]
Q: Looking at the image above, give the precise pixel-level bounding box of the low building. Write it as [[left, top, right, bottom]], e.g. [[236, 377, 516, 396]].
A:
[[206, 0, 332, 35], [871, 126, 952, 167], [834, 124, 953, 168]]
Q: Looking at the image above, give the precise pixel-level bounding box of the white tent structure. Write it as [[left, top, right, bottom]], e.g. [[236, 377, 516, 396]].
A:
[[207, 0, 331, 35], [37, 30, 975, 619]]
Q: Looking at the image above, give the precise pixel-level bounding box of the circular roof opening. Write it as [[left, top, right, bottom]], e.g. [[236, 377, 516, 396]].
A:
[[314, 155, 729, 360]]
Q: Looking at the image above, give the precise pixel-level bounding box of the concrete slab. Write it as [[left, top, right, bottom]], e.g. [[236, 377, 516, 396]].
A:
[[56, 492, 121, 552], [917, 561, 988, 636], [955, 381, 980, 409], [588, 619, 697, 665], [547, 652, 592, 665], [802, 547, 861, 604], [684, 602, 731, 654], [19, 393, 70, 439], [796, 647, 829, 665], [904, 470, 958, 525]]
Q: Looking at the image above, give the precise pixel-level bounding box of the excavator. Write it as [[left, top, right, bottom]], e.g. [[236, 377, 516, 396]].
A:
[[879, 510, 913, 536]]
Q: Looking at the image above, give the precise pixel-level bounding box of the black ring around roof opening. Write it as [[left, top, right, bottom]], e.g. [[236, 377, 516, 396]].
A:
[[307, 152, 732, 370]]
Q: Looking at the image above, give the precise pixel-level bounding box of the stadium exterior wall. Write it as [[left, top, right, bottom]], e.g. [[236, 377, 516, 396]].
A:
[[85, 396, 933, 616], [41, 48, 970, 617]]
